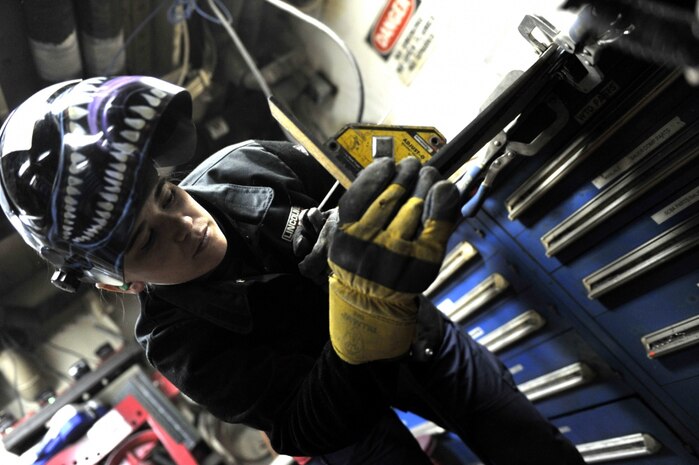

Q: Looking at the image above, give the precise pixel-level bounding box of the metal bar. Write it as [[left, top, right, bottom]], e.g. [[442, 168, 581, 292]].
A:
[[541, 139, 699, 257], [577, 433, 662, 463], [436, 273, 509, 323], [641, 314, 699, 359], [518, 362, 595, 402], [478, 310, 546, 353], [427, 45, 567, 178], [583, 214, 699, 299], [505, 69, 681, 220], [423, 241, 479, 297]]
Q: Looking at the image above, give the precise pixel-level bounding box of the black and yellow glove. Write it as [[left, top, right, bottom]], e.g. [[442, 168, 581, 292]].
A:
[[328, 157, 460, 364]]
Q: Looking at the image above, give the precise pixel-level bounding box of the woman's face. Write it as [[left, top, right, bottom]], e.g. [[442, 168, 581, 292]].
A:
[[123, 180, 228, 285]]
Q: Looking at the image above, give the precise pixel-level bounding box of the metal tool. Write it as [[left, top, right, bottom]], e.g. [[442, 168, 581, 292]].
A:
[[455, 96, 569, 217]]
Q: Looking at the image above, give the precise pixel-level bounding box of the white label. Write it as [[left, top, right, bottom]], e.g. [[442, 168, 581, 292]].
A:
[[468, 326, 484, 339], [651, 185, 699, 224], [592, 116, 685, 189], [436, 297, 455, 313], [574, 81, 620, 124], [388, 11, 436, 85], [508, 363, 524, 375], [559, 426, 572, 434]]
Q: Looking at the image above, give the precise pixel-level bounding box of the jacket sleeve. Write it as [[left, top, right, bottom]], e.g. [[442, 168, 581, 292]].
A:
[[136, 295, 391, 456]]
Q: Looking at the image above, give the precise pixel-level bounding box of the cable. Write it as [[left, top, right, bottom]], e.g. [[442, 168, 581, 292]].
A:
[[263, 0, 365, 122], [206, 0, 273, 98], [168, 0, 233, 25]]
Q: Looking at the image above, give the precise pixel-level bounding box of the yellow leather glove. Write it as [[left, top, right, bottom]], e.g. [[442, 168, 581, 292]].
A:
[[328, 157, 460, 364]]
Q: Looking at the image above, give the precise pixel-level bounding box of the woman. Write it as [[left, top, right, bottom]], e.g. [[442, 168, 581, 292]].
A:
[[0, 76, 584, 464]]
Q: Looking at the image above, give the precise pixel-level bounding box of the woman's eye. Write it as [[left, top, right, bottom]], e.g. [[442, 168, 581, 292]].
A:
[[163, 188, 176, 208]]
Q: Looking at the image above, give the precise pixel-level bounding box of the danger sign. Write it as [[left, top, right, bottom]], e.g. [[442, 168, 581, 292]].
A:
[[367, 0, 421, 58]]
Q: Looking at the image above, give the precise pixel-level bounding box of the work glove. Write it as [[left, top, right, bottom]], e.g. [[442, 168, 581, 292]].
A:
[[293, 207, 339, 286], [328, 157, 460, 364]]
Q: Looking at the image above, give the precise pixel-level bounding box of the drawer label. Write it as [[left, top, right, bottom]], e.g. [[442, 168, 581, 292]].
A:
[[508, 363, 524, 375], [651, 185, 699, 224], [592, 116, 685, 189], [574, 80, 620, 125], [468, 326, 484, 340]]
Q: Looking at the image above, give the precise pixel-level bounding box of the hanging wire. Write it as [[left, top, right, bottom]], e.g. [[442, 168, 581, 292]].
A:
[[106, 0, 364, 123], [263, 0, 365, 122], [206, 0, 274, 98], [168, 0, 233, 25]]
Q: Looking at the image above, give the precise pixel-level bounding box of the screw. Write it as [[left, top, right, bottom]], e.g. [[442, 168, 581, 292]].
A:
[[425, 347, 434, 357]]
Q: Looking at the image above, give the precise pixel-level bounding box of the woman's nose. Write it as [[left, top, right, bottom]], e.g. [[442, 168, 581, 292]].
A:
[[168, 213, 193, 242]]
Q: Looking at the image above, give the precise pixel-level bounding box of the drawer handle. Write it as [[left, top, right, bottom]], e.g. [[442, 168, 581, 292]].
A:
[[424, 241, 479, 297], [642, 313, 699, 359], [576, 433, 662, 463], [540, 143, 699, 257], [478, 310, 546, 353], [437, 273, 510, 323], [518, 362, 595, 402], [583, 213, 699, 299]]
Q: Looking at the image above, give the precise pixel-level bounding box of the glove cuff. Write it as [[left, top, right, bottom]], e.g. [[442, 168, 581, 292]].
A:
[[329, 277, 417, 364]]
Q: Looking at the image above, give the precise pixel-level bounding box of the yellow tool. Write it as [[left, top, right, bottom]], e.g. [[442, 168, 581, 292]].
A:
[[269, 96, 446, 189], [329, 124, 446, 168]]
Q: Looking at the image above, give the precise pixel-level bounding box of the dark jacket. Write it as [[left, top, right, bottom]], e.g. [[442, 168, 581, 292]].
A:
[[135, 140, 443, 455]]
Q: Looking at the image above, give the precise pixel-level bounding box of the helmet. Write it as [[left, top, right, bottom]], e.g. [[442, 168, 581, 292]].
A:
[[0, 76, 196, 291]]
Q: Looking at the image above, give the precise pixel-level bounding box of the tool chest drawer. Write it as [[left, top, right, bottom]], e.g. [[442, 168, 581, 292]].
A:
[[431, 251, 530, 325], [490, 71, 697, 245], [463, 288, 571, 361], [550, 194, 699, 319], [502, 330, 633, 418], [512, 153, 698, 277], [596, 272, 699, 386], [552, 397, 699, 464], [481, 55, 676, 236]]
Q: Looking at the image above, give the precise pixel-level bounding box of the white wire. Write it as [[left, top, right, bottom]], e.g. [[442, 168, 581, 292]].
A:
[[206, 0, 273, 98], [176, 20, 191, 86], [263, 0, 365, 122]]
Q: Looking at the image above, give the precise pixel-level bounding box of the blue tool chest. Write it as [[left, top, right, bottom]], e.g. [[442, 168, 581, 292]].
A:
[[416, 34, 699, 463]]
